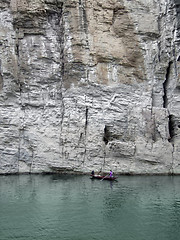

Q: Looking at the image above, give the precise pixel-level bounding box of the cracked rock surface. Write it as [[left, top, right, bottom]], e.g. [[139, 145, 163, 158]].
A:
[[0, 0, 180, 174]]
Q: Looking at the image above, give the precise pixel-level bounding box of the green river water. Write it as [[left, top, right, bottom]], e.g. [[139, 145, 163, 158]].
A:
[[0, 174, 180, 240]]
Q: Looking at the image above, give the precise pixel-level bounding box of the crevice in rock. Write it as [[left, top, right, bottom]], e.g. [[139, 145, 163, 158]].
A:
[[151, 89, 155, 108], [78, 133, 83, 144], [168, 114, 175, 174], [168, 115, 175, 142], [15, 43, 19, 57], [103, 125, 110, 145], [168, 114, 180, 145], [163, 62, 172, 108], [85, 106, 88, 131]]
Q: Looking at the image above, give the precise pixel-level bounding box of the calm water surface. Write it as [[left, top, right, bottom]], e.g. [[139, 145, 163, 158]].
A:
[[0, 174, 180, 240]]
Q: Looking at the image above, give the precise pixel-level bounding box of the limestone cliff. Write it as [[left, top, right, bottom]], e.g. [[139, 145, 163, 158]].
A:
[[0, 0, 180, 174]]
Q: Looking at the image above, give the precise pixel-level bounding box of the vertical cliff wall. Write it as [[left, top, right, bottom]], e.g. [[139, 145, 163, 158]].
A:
[[0, 0, 180, 174]]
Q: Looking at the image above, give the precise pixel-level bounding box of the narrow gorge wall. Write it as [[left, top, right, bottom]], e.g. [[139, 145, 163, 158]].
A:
[[0, 0, 180, 174]]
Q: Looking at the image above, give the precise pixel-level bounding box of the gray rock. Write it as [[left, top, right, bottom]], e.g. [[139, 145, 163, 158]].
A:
[[0, 0, 180, 174]]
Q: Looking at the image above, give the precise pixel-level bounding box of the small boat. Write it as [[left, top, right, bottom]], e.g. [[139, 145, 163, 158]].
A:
[[90, 175, 117, 181]]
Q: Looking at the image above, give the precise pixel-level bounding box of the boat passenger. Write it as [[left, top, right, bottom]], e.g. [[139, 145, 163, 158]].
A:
[[91, 170, 95, 176], [109, 170, 113, 178], [98, 170, 102, 176]]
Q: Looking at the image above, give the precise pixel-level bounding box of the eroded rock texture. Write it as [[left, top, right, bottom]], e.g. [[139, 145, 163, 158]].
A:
[[0, 0, 180, 174]]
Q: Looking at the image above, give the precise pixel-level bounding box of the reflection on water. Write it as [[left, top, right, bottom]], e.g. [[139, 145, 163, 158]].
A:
[[0, 175, 180, 240]]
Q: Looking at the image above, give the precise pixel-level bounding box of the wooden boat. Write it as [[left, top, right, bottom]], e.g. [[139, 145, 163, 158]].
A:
[[90, 175, 117, 181]]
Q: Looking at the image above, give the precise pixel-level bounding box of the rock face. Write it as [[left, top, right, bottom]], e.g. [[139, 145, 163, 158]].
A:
[[0, 0, 180, 174]]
